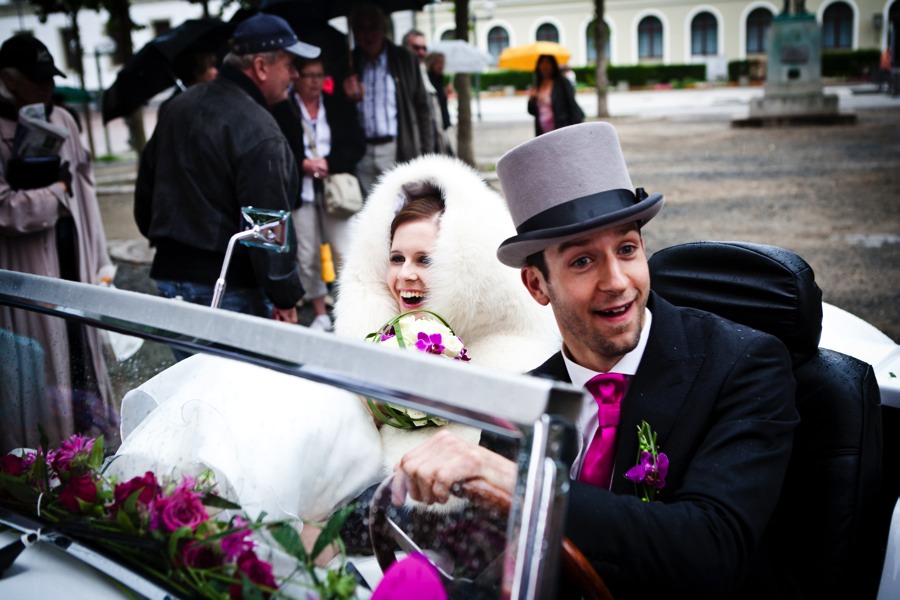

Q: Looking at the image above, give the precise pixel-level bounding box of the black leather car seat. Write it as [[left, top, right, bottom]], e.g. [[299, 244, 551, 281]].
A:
[[648, 240, 884, 598]]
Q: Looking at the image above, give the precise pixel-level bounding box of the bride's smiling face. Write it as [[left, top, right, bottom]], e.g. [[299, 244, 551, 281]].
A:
[[387, 217, 439, 312]]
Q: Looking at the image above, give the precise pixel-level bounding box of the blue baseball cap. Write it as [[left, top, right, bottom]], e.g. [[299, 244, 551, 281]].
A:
[[230, 14, 320, 58]]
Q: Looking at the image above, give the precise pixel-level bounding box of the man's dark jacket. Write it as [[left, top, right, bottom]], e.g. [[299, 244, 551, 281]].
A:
[[351, 43, 434, 162], [529, 292, 798, 599], [135, 65, 303, 309]]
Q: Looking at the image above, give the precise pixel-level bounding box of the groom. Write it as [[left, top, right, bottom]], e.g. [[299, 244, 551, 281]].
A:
[[393, 122, 799, 598]]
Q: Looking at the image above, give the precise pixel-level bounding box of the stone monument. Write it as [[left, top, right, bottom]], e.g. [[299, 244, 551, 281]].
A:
[[736, 0, 856, 126]]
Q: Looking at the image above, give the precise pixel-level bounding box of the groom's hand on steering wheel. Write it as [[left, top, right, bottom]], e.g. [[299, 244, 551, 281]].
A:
[[392, 429, 518, 506]]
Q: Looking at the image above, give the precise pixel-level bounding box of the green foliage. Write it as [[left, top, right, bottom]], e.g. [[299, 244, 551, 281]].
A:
[[822, 48, 882, 78], [728, 59, 765, 82], [480, 64, 706, 91]]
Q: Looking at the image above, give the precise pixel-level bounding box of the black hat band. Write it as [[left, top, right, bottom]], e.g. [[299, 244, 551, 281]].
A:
[[515, 188, 641, 235]]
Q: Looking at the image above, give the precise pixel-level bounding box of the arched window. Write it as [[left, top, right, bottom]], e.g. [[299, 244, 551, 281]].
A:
[[586, 19, 611, 63], [536, 23, 559, 43], [440, 30, 455, 42], [822, 2, 853, 49], [638, 16, 663, 59], [746, 8, 773, 54], [691, 12, 718, 56], [487, 26, 510, 62]]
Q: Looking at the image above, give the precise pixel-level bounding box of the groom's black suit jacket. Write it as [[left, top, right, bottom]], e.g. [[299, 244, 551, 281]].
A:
[[531, 292, 799, 599]]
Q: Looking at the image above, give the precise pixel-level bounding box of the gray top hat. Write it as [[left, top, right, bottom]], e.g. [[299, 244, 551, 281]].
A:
[[496, 122, 664, 267]]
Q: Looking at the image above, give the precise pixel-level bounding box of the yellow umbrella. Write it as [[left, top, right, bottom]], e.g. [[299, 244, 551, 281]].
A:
[[497, 41, 572, 71]]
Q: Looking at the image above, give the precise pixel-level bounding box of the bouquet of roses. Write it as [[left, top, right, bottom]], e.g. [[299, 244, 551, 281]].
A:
[[364, 309, 471, 429], [0, 434, 358, 599]]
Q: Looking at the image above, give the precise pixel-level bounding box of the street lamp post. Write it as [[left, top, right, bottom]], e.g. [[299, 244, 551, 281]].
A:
[[92, 40, 116, 157]]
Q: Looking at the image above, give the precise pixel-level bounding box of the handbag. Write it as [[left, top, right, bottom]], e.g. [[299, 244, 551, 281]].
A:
[[323, 172, 364, 218], [300, 116, 364, 219]]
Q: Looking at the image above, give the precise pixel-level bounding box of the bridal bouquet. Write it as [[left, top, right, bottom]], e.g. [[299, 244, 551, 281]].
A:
[[0, 434, 358, 599], [365, 310, 471, 429]]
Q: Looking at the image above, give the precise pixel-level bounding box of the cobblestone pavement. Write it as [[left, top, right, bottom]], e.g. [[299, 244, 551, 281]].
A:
[[96, 97, 900, 342]]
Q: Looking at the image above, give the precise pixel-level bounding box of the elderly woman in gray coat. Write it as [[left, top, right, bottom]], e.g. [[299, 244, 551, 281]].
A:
[[0, 35, 116, 451]]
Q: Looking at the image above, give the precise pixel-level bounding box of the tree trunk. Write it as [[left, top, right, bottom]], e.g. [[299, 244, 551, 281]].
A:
[[594, 0, 609, 118], [104, 0, 146, 153], [453, 0, 475, 167], [69, 10, 97, 156]]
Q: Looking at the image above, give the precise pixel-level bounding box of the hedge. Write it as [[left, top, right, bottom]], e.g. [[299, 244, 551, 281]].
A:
[[822, 48, 881, 78], [727, 49, 882, 82], [477, 63, 707, 91]]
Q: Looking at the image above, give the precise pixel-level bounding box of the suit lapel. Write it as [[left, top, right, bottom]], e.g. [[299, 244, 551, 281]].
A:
[[611, 293, 704, 494]]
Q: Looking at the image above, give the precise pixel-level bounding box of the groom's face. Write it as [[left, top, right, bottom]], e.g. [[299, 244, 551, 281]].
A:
[[522, 224, 649, 373]]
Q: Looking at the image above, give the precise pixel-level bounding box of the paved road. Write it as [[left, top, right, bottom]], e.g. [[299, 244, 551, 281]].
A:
[[94, 84, 900, 340]]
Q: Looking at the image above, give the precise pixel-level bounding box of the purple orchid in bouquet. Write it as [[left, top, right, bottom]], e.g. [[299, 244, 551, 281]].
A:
[[0, 434, 360, 600], [365, 309, 471, 429], [624, 420, 669, 502]]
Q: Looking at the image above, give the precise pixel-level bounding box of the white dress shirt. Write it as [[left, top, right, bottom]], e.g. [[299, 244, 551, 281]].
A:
[[563, 308, 653, 480]]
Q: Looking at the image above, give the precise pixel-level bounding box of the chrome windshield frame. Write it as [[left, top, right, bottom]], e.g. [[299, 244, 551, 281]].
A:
[[0, 269, 582, 599]]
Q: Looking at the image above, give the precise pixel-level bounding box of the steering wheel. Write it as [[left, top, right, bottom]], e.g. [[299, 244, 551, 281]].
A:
[[368, 475, 613, 600]]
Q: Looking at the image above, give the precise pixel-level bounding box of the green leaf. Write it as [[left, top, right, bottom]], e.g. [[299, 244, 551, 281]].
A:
[[167, 526, 193, 560], [114, 508, 137, 533], [201, 492, 242, 511], [241, 573, 265, 600], [0, 472, 41, 504], [268, 522, 309, 564], [87, 435, 105, 470], [310, 504, 354, 561]]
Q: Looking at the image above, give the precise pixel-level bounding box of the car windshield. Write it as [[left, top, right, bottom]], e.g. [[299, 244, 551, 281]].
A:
[[0, 270, 580, 599]]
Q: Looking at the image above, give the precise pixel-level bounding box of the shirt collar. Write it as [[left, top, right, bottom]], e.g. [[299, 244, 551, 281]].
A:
[[563, 308, 652, 389], [219, 64, 269, 110]]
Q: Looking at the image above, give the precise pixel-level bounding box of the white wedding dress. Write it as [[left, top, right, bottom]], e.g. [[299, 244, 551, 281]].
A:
[[107, 353, 384, 524]]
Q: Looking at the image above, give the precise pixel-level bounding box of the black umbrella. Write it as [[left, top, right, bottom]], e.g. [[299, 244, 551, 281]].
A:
[[259, 0, 439, 20], [102, 18, 233, 123], [255, 0, 439, 82]]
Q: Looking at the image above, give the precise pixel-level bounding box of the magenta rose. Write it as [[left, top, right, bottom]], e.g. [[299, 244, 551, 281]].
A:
[[0, 454, 27, 476], [113, 471, 161, 512], [154, 488, 209, 533], [230, 550, 276, 599], [51, 435, 95, 473], [182, 539, 223, 570], [221, 519, 254, 562], [58, 474, 99, 511]]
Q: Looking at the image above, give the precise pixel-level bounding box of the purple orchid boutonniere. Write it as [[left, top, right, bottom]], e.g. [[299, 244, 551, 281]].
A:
[[624, 420, 669, 502]]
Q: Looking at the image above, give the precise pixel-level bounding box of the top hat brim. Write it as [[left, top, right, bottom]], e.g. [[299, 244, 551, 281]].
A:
[[497, 192, 664, 267]]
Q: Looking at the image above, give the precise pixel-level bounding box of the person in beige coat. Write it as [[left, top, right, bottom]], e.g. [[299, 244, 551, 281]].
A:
[[0, 35, 116, 452]]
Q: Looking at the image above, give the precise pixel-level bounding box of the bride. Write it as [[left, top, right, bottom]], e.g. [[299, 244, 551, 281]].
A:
[[108, 155, 559, 533]]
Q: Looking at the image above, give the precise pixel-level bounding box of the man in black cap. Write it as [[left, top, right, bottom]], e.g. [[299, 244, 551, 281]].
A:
[[0, 34, 119, 450], [392, 122, 799, 598], [136, 13, 319, 324]]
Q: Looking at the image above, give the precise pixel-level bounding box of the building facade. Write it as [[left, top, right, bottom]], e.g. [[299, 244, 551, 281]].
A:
[[0, 0, 895, 90], [419, 0, 896, 80]]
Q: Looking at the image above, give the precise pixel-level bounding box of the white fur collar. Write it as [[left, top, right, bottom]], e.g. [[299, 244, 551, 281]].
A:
[[333, 155, 559, 373]]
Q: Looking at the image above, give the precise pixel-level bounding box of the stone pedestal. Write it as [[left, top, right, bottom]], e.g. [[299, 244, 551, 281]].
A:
[[734, 10, 856, 127]]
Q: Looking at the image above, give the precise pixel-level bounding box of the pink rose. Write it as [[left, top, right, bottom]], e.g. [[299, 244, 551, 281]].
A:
[[113, 472, 161, 512], [153, 488, 209, 533], [229, 550, 276, 598], [58, 474, 98, 512]]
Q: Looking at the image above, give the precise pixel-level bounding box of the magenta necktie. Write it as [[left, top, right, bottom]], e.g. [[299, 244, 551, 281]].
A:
[[579, 373, 630, 489]]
